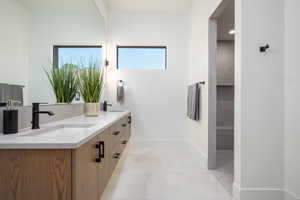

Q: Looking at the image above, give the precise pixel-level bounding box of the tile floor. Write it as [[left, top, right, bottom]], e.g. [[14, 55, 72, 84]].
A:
[[101, 141, 234, 200], [211, 150, 234, 195]]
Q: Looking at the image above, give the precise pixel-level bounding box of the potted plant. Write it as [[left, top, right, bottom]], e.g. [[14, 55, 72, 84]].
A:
[[78, 65, 104, 116], [44, 64, 78, 104]]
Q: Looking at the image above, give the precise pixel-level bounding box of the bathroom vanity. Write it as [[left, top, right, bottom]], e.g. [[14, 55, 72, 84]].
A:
[[0, 111, 131, 200]]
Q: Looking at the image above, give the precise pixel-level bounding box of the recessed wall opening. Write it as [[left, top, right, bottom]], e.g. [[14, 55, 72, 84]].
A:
[[208, 0, 235, 195]]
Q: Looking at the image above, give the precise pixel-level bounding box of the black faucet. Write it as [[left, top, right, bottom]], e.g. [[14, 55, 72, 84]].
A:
[[32, 103, 55, 129], [103, 101, 112, 112]]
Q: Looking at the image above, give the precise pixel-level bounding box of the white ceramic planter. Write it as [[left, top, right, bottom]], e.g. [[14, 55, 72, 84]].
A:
[[85, 103, 100, 116]]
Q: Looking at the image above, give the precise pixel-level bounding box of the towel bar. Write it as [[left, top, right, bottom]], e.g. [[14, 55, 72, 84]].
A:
[[189, 82, 205, 87]]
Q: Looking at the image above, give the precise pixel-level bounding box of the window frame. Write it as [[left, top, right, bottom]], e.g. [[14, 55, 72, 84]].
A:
[[53, 45, 103, 68], [116, 45, 168, 70]]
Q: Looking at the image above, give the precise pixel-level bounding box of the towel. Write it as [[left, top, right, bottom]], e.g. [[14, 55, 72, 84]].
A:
[[187, 83, 200, 121], [117, 85, 124, 103]]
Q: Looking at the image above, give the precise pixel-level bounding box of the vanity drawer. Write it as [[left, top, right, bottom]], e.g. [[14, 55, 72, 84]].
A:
[[110, 121, 123, 142], [110, 116, 130, 141], [109, 144, 123, 174], [119, 116, 128, 128], [118, 137, 128, 153], [121, 115, 131, 141]]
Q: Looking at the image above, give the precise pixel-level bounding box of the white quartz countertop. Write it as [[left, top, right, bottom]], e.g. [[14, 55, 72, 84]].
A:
[[0, 111, 130, 149]]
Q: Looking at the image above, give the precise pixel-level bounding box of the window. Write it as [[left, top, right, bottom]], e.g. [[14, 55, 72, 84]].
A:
[[53, 45, 102, 68], [117, 46, 167, 70]]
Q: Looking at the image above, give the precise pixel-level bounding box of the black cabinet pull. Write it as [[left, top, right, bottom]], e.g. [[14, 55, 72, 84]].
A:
[[100, 141, 105, 158], [113, 153, 121, 159], [122, 140, 127, 145], [95, 142, 101, 163], [122, 124, 127, 127], [113, 131, 120, 136], [128, 116, 132, 124]]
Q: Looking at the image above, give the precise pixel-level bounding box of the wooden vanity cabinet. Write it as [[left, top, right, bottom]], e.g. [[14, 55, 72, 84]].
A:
[[0, 114, 131, 200], [73, 114, 132, 200]]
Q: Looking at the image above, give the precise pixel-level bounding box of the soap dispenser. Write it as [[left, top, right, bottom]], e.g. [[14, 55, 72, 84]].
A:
[[3, 100, 20, 134]]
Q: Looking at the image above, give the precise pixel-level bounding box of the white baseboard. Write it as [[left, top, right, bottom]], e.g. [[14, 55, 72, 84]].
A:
[[233, 183, 283, 200], [233, 183, 300, 200], [232, 182, 240, 200]]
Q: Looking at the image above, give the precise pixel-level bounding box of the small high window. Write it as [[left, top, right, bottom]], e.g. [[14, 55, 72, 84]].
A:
[[117, 46, 167, 70], [53, 45, 102, 68]]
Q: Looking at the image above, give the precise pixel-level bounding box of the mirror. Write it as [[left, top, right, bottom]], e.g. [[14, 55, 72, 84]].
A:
[[0, 0, 106, 106]]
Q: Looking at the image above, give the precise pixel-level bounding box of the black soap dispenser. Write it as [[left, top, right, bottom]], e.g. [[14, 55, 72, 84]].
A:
[[3, 100, 19, 134]]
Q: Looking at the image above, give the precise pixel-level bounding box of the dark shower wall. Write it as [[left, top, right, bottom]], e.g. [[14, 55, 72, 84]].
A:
[[216, 41, 234, 150]]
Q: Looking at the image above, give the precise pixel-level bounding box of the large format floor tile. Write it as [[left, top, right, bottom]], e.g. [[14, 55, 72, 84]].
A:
[[102, 141, 233, 200]]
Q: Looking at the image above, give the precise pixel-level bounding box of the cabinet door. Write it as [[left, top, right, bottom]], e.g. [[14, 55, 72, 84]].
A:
[[98, 129, 111, 198], [0, 149, 71, 200], [72, 135, 100, 200]]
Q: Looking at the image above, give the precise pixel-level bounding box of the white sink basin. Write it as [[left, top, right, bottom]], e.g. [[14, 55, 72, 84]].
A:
[[20, 124, 95, 137], [109, 110, 124, 112]]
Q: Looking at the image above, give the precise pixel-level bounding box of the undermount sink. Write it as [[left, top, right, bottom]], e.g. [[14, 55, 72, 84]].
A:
[[109, 110, 125, 112], [20, 123, 95, 137]]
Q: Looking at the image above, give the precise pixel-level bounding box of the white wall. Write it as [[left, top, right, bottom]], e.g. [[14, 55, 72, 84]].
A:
[[106, 11, 189, 140], [188, 0, 222, 167], [284, 0, 300, 199], [94, 0, 109, 24], [28, 10, 105, 104], [0, 0, 30, 104], [234, 0, 285, 199]]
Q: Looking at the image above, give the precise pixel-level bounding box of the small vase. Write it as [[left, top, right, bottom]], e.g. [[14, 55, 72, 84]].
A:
[[85, 103, 100, 116]]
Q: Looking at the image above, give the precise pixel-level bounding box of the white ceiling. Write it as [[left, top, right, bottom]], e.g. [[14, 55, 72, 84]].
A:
[[217, 1, 234, 40], [104, 0, 192, 13], [17, 0, 99, 13]]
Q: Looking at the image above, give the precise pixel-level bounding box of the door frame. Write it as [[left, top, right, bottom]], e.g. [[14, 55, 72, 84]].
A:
[[207, 0, 234, 170]]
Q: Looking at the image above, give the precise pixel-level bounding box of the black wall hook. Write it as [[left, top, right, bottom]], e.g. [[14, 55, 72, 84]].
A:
[[260, 44, 270, 52]]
